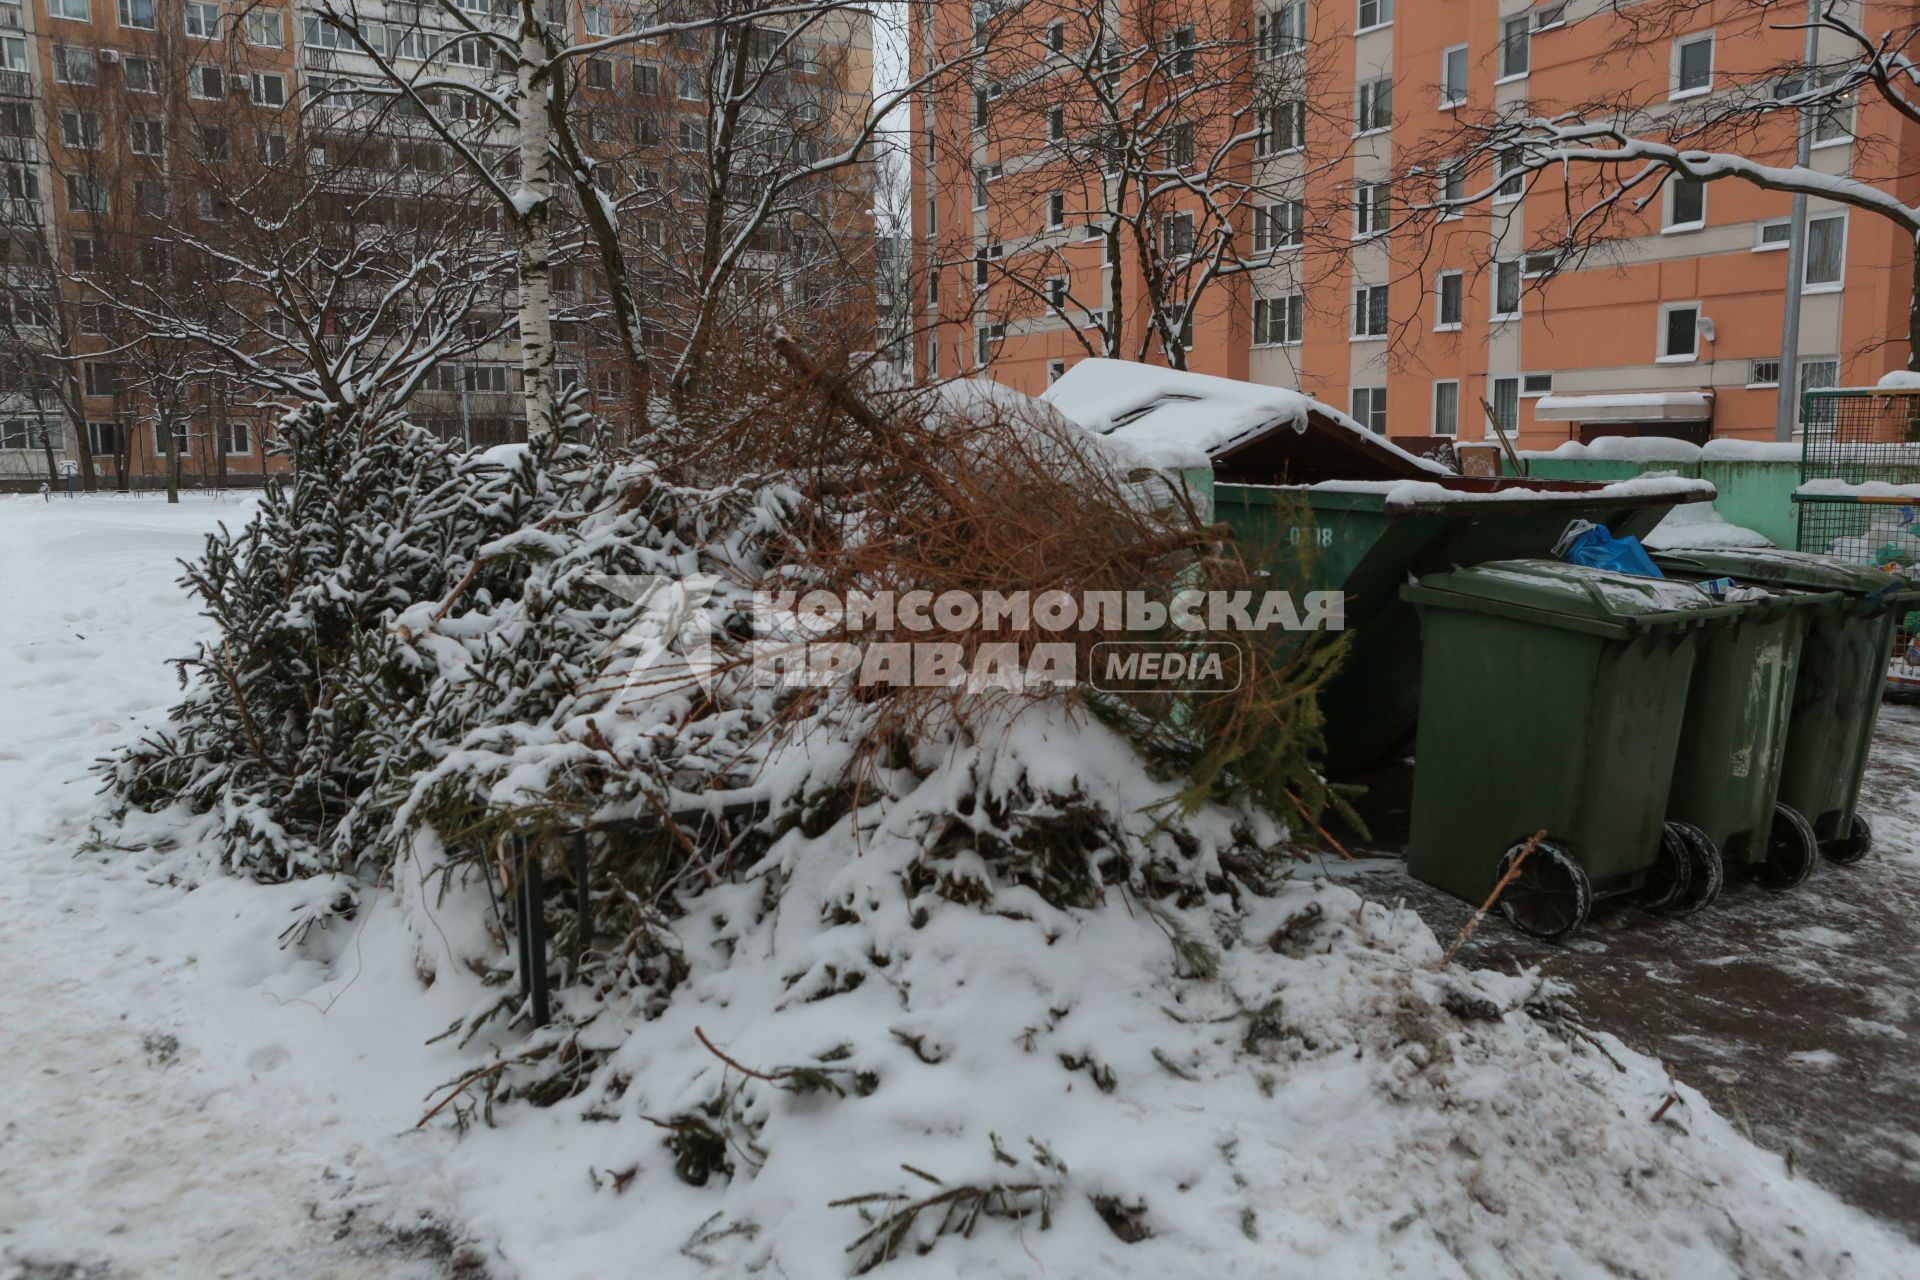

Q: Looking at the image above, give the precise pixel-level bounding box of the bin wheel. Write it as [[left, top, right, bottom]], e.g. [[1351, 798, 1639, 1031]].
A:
[[1748, 803, 1818, 890], [1496, 838, 1591, 942], [1657, 822, 1723, 917], [1640, 822, 1696, 913], [1824, 812, 1874, 865]]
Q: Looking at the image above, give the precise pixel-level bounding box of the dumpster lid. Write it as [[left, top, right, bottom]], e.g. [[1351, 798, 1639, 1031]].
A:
[[1405, 559, 1731, 632], [1298, 473, 1715, 515], [1651, 547, 1920, 597], [1041, 358, 1447, 481]]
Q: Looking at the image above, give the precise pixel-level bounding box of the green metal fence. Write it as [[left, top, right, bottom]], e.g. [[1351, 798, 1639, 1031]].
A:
[[1796, 387, 1920, 693]]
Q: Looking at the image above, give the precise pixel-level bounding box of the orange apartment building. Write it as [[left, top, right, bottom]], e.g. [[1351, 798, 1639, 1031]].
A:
[[910, 0, 1920, 450]]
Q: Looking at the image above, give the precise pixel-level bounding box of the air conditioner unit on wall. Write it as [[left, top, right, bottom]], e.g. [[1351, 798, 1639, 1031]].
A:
[[97, 49, 119, 63]]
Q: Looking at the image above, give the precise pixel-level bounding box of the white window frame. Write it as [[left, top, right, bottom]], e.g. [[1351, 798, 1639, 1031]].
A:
[[1433, 380, 1460, 436], [1253, 292, 1303, 347], [1356, 0, 1392, 35], [1047, 358, 1067, 383], [116, 0, 155, 29], [1353, 180, 1390, 238], [1491, 259, 1522, 321], [1351, 386, 1388, 434], [1440, 44, 1468, 108], [252, 72, 287, 108], [1489, 377, 1520, 439], [1746, 358, 1781, 388], [1497, 15, 1530, 82], [1047, 105, 1065, 143], [48, 0, 89, 22], [1663, 177, 1706, 232], [1671, 31, 1714, 100], [1753, 219, 1792, 251], [1534, 2, 1566, 30], [1520, 371, 1554, 397], [245, 9, 283, 46], [1352, 282, 1389, 339], [1493, 149, 1524, 204], [1657, 301, 1702, 363], [1802, 212, 1847, 292], [183, 0, 217, 38], [1257, 100, 1305, 156], [1356, 76, 1392, 135], [1435, 270, 1463, 330], [1046, 191, 1065, 230]]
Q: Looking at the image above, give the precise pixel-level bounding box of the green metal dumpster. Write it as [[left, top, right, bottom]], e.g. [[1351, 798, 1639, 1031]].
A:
[[1650, 548, 1920, 864], [1216, 476, 1716, 772], [1401, 560, 1737, 939], [1651, 553, 1839, 892]]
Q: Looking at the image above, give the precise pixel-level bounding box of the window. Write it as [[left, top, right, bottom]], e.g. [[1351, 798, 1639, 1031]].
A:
[[1775, 70, 1857, 145], [584, 58, 612, 90], [465, 365, 512, 394], [1491, 378, 1519, 437], [585, 4, 611, 35], [1356, 77, 1393, 134], [135, 178, 166, 215], [1441, 45, 1468, 107], [194, 124, 228, 160], [64, 172, 105, 212], [1257, 101, 1305, 155], [129, 117, 163, 155], [0, 419, 62, 450], [1433, 381, 1459, 436], [190, 65, 224, 99], [245, 9, 281, 45], [973, 322, 1003, 367], [1254, 293, 1303, 346], [1499, 15, 1530, 80], [87, 422, 120, 456], [1438, 162, 1465, 216], [1046, 20, 1063, 53], [1164, 26, 1194, 77], [1673, 32, 1713, 98], [183, 0, 217, 38], [972, 88, 987, 129], [677, 66, 702, 99], [1754, 219, 1792, 250], [973, 249, 988, 287], [1258, 4, 1304, 59], [1047, 106, 1064, 143], [1252, 199, 1302, 251], [0, 37, 22, 74], [253, 73, 287, 107], [1351, 387, 1387, 433], [1354, 181, 1390, 236], [1658, 302, 1700, 361], [1048, 359, 1067, 384], [1492, 259, 1521, 319], [117, 0, 153, 28], [222, 420, 251, 456], [1521, 372, 1553, 396], [1799, 358, 1838, 399], [1805, 214, 1845, 289], [1163, 120, 1195, 168], [1, 161, 37, 201], [972, 169, 988, 210], [59, 110, 101, 151], [70, 234, 94, 270], [1046, 192, 1064, 229], [1353, 283, 1388, 338], [49, 0, 88, 20], [1357, 0, 1391, 33], [83, 361, 117, 397], [1436, 270, 1462, 329], [1494, 149, 1524, 201], [1535, 3, 1566, 29], [124, 56, 157, 91], [1521, 250, 1560, 278], [1664, 177, 1705, 230], [1162, 210, 1194, 258], [52, 45, 96, 85], [1045, 276, 1066, 308], [1747, 359, 1781, 388]]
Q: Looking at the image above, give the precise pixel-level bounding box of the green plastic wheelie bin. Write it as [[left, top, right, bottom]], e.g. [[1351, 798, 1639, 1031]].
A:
[[1402, 560, 1737, 940], [1643, 559, 1839, 898], [1652, 548, 1920, 865], [1214, 476, 1713, 773]]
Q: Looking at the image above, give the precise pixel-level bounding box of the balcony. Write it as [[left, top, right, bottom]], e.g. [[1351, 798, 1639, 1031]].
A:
[[0, 5, 22, 29], [0, 70, 32, 99]]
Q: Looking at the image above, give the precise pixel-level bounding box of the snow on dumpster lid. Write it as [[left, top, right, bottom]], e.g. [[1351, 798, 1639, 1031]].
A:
[[923, 376, 1205, 473], [1040, 358, 1447, 477], [1298, 473, 1715, 512], [1532, 392, 1713, 423]]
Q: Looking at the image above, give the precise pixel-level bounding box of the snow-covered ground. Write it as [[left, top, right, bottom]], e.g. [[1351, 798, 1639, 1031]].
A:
[[7, 492, 1920, 1279]]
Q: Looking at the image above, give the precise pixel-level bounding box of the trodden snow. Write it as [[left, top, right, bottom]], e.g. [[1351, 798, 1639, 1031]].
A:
[[5, 492, 1920, 1279]]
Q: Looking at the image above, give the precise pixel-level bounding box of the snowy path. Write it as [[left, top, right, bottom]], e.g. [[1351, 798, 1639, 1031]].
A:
[[0, 495, 464, 1280]]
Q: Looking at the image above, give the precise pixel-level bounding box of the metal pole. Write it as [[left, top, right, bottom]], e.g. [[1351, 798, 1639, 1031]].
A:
[[1773, 0, 1822, 442], [514, 835, 552, 1028], [570, 828, 591, 978]]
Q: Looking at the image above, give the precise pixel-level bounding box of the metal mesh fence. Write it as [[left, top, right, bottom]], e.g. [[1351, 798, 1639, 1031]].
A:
[[1796, 388, 1920, 694]]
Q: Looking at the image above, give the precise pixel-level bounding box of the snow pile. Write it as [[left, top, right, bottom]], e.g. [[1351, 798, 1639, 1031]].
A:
[[1796, 479, 1920, 501], [1522, 438, 1802, 465], [1042, 358, 1446, 475], [1643, 503, 1774, 550], [1876, 370, 1920, 391]]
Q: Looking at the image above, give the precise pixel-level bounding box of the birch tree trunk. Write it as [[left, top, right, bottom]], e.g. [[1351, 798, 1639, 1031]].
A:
[[515, 20, 557, 440]]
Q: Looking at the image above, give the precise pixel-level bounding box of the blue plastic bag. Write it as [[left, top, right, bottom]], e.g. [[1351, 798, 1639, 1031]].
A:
[[1553, 520, 1664, 578]]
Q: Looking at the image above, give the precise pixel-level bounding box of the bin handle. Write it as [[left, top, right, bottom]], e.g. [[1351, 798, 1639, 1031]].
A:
[[1574, 576, 1741, 629]]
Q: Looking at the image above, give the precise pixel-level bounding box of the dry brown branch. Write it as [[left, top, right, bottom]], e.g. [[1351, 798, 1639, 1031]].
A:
[[1440, 828, 1548, 965]]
